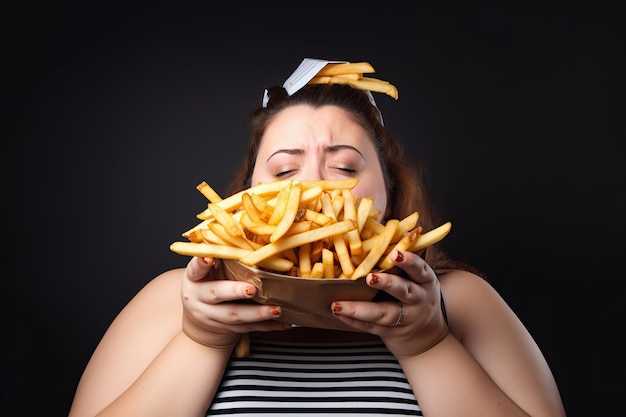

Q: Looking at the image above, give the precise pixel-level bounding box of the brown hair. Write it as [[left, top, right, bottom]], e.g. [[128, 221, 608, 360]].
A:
[[227, 83, 482, 275]]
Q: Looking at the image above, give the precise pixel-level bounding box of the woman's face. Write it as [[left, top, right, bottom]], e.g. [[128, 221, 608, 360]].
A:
[[251, 104, 388, 218]]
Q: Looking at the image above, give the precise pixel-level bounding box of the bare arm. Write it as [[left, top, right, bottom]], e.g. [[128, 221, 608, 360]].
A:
[[68, 257, 289, 417], [401, 270, 566, 417], [68, 268, 232, 417], [332, 251, 565, 417]]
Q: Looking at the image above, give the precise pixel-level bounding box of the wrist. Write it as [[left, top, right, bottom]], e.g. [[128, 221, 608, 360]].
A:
[[181, 319, 238, 353], [396, 329, 450, 362]]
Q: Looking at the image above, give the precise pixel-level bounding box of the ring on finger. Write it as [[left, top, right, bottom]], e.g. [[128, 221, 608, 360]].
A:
[[393, 301, 405, 327]]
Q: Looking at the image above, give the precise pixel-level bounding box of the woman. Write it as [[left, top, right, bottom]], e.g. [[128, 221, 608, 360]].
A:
[[68, 58, 566, 416]]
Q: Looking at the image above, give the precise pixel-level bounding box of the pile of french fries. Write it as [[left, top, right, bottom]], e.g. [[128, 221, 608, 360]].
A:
[[306, 62, 398, 100], [170, 178, 451, 280]]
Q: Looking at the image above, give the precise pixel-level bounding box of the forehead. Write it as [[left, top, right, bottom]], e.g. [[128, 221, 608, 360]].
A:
[[261, 104, 373, 149]]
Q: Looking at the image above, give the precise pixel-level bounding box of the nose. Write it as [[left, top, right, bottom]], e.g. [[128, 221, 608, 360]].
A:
[[298, 159, 324, 181]]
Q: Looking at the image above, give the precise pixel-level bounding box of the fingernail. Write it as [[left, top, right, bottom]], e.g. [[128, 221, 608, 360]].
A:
[[369, 273, 379, 285], [201, 257, 209, 264], [393, 250, 404, 262], [244, 286, 254, 296], [270, 306, 281, 316], [332, 302, 342, 312]]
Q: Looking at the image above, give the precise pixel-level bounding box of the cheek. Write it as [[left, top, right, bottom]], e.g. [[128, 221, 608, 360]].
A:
[[250, 158, 270, 186], [352, 179, 388, 220]]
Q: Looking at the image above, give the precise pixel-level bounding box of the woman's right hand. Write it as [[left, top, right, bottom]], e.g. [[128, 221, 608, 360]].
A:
[[180, 256, 291, 351]]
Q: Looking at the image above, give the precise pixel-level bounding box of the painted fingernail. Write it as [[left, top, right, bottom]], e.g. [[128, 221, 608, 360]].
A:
[[270, 306, 281, 316], [369, 274, 379, 285], [201, 257, 209, 264], [393, 250, 404, 262], [332, 302, 342, 312], [244, 286, 254, 296]]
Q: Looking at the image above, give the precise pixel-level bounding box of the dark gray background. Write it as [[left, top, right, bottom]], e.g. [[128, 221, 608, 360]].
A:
[[6, 2, 624, 416]]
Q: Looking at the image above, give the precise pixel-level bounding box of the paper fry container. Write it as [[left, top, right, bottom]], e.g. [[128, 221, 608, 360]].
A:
[[222, 259, 379, 331]]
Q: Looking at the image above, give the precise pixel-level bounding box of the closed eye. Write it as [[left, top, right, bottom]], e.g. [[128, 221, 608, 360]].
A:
[[275, 169, 297, 177]]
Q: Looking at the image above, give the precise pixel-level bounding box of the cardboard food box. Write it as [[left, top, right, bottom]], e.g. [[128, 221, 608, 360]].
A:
[[222, 259, 380, 331]]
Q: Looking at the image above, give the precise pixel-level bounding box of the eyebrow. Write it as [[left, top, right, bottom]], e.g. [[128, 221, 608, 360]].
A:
[[266, 144, 365, 163]]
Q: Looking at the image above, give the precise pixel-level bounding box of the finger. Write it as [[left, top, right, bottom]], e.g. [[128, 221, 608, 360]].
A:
[[185, 279, 257, 305], [388, 250, 437, 286], [363, 268, 420, 303], [212, 303, 284, 326], [185, 256, 221, 282], [331, 300, 402, 327]]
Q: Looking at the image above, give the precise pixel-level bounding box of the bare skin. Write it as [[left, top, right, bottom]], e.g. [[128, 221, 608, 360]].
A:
[[68, 105, 566, 417]]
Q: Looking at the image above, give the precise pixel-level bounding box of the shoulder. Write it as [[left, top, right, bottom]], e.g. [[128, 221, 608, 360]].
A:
[[142, 267, 185, 294], [437, 268, 494, 294], [116, 267, 186, 320], [437, 268, 496, 300], [437, 269, 519, 341]]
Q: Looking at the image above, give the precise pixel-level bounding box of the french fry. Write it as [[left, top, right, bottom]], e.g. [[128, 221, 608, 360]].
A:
[[300, 185, 323, 205], [303, 178, 358, 191], [331, 195, 344, 217], [248, 224, 276, 236], [182, 219, 213, 239], [393, 212, 419, 242], [320, 192, 336, 220], [303, 208, 334, 226], [321, 76, 398, 99], [310, 74, 361, 83], [315, 62, 376, 76], [267, 180, 292, 226], [208, 203, 243, 237], [208, 222, 257, 250], [196, 227, 228, 246], [332, 235, 355, 278], [378, 227, 421, 270], [320, 192, 354, 277], [270, 180, 302, 242], [406, 222, 452, 252], [355, 197, 374, 233], [196, 180, 291, 220], [241, 192, 264, 224], [238, 211, 265, 230], [364, 216, 386, 236], [309, 262, 325, 278], [341, 189, 362, 256], [239, 220, 357, 267], [322, 248, 335, 278], [250, 193, 274, 221], [234, 333, 250, 358], [351, 219, 399, 279], [298, 242, 312, 277], [170, 241, 252, 260], [284, 220, 313, 236], [196, 181, 223, 203]]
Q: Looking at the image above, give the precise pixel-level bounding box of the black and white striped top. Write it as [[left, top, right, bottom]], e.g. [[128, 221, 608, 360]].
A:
[[206, 337, 422, 416]]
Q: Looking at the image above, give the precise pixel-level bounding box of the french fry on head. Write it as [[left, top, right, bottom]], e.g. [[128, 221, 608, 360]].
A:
[[305, 61, 398, 100], [315, 62, 376, 76], [171, 179, 451, 279]]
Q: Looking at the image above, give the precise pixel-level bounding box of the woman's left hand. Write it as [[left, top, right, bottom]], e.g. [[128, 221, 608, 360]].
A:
[[331, 249, 449, 358]]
